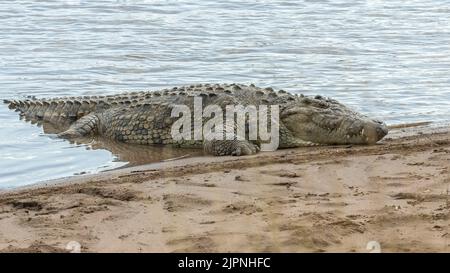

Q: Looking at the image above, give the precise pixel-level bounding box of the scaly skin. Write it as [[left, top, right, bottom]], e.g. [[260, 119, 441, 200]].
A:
[[4, 83, 388, 156]]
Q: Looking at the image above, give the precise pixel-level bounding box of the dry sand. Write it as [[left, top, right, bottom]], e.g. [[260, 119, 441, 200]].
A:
[[0, 125, 449, 253]]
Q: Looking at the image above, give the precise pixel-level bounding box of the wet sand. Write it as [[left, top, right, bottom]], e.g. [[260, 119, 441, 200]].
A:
[[0, 125, 449, 253]]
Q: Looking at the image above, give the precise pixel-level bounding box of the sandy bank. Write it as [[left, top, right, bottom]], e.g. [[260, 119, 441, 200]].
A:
[[0, 125, 449, 252]]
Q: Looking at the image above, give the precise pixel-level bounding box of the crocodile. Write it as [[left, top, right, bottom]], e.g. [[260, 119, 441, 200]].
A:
[[4, 83, 388, 156]]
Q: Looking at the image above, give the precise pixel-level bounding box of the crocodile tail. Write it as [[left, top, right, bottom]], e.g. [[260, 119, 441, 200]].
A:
[[5, 98, 54, 121], [4, 99, 30, 112], [4, 97, 108, 125], [3, 99, 13, 109]]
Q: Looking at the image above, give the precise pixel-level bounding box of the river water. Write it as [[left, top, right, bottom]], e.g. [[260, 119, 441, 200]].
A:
[[1, 0, 450, 187]]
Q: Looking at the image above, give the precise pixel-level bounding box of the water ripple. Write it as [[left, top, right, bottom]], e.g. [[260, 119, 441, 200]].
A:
[[1, 0, 450, 187]]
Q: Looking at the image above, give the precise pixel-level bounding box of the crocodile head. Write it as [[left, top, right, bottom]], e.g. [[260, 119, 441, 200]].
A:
[[281, 95, 388, 145]]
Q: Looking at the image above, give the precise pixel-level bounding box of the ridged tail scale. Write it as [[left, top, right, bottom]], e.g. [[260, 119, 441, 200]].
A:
[[3, 97, 114, 125]]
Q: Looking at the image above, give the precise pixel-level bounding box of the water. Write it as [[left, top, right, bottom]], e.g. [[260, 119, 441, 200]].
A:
[[1, 0, 450, 188]]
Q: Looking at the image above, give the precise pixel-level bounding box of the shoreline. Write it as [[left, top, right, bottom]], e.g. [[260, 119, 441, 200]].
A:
[[2, 120, 448, 193], [0, 126, 449, 252]]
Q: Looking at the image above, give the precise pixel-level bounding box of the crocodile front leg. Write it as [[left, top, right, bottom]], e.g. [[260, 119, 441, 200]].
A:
[[58, 113, 99, 138], [202, 119, 260, 156], [203, 139, 259, 156]]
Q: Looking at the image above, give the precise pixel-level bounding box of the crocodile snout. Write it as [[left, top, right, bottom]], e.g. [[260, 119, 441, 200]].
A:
[[364, 119, 388, 144], [375, 121, 388, 141]]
